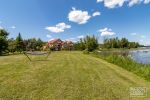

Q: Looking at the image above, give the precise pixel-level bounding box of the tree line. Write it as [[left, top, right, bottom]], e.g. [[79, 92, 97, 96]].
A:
[[103, 37, 140, 49], [0, 29, 44, 55], [74, 35, 99, 52], [74, 36, 140, 52], [0, 28, 141, 55]]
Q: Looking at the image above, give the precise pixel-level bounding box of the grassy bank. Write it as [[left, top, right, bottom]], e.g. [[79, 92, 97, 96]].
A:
[[92, 51, 150, 81], [0, 51, 150, 99]]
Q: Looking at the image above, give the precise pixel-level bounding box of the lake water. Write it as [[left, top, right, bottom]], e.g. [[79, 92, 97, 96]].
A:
[[130, 49, 150, 64]]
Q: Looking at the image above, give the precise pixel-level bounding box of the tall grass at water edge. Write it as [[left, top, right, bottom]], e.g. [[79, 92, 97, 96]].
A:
[[91, 50, 150, 81]]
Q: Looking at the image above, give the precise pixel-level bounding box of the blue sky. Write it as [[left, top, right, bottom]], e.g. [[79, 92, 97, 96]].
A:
[[0, 0, 150, 45]]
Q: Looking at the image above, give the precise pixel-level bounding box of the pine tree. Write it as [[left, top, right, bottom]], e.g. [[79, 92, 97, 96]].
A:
[[36, 38, 43, 50], [15, 33, 24, 53]]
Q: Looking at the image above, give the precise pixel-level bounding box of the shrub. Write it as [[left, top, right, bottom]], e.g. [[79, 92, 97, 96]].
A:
[[83, 49, 89, 54]]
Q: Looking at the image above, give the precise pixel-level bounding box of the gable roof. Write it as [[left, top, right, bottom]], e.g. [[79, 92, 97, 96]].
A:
[[48, 39, 62, 44]]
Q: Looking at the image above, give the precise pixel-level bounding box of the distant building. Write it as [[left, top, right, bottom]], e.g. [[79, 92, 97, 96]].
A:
[[47, 39, 62, 51], [45, 39, 74, 51], [62, 41, 74, 50]]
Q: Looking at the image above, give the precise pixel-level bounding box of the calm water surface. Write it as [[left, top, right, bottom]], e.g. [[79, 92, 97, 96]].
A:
[[130, 49, 150, 64]]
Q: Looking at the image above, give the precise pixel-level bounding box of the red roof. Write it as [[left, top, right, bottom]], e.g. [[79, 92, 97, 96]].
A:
[[47, 39, 73, 47], [48, 39, 62, 44]]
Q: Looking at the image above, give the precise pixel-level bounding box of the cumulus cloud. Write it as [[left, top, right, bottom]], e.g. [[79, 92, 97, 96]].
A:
[[68, 7, 91, 24], [46, 34, 52, 38], [77, 35, 84, 39], [97, 0, 125, 8], [97, 0, 150, 8], [97, 0, 103, 2], [45, 22, 71, 33], [98, 28, 115, 36], [128, 0, 142, 7], [144, 0, 150, 4], [92, 11, 101, 17]]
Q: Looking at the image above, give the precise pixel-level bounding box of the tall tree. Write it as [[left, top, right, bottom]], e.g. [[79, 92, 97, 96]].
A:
[[15, 33, 24, 53], [120, 38, 128, 48], [8, 38, 16, 53], [103, 37, 139, 49], [36, 38, 43, 50], [24, 38, 44, 51], [0, 29, 9, 55], [84, 35, 98, 51], [73, 35, 98, 51], [79, 38, 86, 50]]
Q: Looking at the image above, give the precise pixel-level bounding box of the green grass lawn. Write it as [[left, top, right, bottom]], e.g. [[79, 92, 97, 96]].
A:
[[0, 51, 150, 100]]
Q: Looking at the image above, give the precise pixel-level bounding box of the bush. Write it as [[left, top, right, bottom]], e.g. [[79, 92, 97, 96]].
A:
[[83, 49, 89, 54]]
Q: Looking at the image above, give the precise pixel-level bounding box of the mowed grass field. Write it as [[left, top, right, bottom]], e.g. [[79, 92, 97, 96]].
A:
[[0, 51, 150, 100]]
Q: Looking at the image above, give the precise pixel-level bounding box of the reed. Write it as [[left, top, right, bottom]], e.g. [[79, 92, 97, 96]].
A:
[[92, 51, 150, 81]]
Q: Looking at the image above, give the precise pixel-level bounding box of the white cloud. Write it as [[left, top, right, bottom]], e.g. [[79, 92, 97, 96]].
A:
[[10, 26, 16, 29], [98, 28, 116, 36], [46, 34, 52, 38], [97, 0, 150, 8], [77, 35, 84, 39], [105, 0, 125, 8], [68, 7, 91, 24], [97, 0, 103, 2], [92, 11, 101, 17], [97, 0, 125, 8], [144, 0, 150, 4], [45, 22, 71, 33], [128, 0, 142, 7], [130, 33, 137, 35]]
